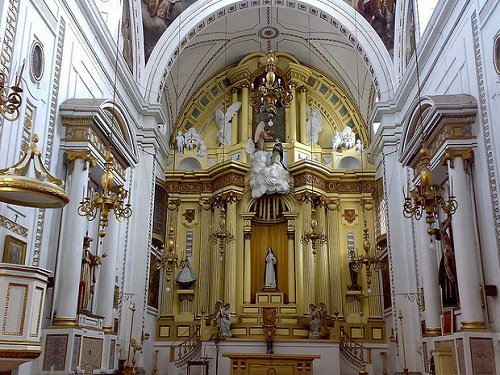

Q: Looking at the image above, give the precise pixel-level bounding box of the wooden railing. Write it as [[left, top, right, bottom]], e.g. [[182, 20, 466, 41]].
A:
[[170, 324, 202, 368], [339, 326, 365, 369]]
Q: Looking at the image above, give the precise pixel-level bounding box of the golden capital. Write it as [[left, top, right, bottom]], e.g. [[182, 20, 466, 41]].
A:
[[441, 149, 473, 167], [66, 150, 97, 167], [298, 86, 307, 94]]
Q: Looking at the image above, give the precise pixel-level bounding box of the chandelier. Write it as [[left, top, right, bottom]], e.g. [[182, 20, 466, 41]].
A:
[[349, 220, 386, 293], [250, 49, 293, 117], [154, 219, 188, 285], [300, 206, 327, 256], [78, 150, 132, 237], [402, 148, 457, 234], [209, 206, 235, 260], [0, 68, 23, 122]]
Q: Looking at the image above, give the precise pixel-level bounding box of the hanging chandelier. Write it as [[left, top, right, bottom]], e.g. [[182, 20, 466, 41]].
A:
[[349, 220, 386, 293], [0, 134, 69, 208], [300, 206, 327, 256], [154, 218, 188, 285], [209, 206, 236, 260], [0, 68, 23, 122], [402, 148, 457, 234], [78, 150, 132, 237], [250, 49, 293, 118]]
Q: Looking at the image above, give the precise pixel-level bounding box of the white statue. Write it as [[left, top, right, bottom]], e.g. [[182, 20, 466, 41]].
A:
[[306, 105, 323, 145], [215, 102, 242, 145], [355, 139, 364, 152], [176, 131, 185, 153], [332, 126, 356, 151], [197, 139, 207, 157], [184, 128, 201, 150], [264, 247, 277, 289]]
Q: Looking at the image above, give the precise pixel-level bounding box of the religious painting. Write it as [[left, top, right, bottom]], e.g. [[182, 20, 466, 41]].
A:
[[121, 0, 134, 72], [404, 0, 416, 66], [356, 0, 396, 56], [141, 0, 197, 63], [148, 255, 160, 308], [3, 235, 27, 265], [30, 40, 44, 82]]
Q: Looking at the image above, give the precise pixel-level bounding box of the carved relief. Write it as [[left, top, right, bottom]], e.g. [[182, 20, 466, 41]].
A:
[[342, 209, 358, 224]]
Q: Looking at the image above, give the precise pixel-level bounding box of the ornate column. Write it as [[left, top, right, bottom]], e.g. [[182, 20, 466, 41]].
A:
[[96, 216, 120, 331], [301, 201, 314, 309], [299, 87, 307, 144], [316, 204, 330, 308], [288, 85, 297, 141], [160, 209, 177, 316], [224, 200, 237, 312], [241, 85, 249, 141], [197, 201, 212, 311], [231, 87, 239, 145], [284, 213, 298, 304], [326, 200, 342, 315], [242, 213, 253, 304], [445, 150, 485, 330], [53, 152, 94, 325], [210, 206, 222, 310]]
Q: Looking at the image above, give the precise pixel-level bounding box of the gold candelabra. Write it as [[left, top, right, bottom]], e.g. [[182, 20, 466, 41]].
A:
[[349, 221, 386, 292], [154, 219, 188, 285], [402, 148, 457, 234], [0, 67, 23, 122], [300, 207, 327, 256], [209, 206, 235, 259], [250, 49, 293, 117], [78, 150, 132, 237]]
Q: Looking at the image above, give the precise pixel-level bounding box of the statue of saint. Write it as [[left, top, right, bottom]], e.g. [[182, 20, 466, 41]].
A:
[[214, 300, 232, 337], [308, 304, 321, 338], [176, 131, 185, 153], [78, 236, 106, 312], [264, 247, 277, 289]]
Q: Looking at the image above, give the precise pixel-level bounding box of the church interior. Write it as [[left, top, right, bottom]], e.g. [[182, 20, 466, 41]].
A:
[[0, 0, 499, 374]]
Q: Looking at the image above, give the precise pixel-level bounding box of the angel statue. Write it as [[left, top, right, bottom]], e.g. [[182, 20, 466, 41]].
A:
[[214, 300, 232, 337], [215, 102, 242, 145], [306, 105, 324, 145]]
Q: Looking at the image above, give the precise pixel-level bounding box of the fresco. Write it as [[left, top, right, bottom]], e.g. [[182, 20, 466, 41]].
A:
[[142, 0, 196, 63], [122, 0, 133, 71], [356, 0, 396, 56]]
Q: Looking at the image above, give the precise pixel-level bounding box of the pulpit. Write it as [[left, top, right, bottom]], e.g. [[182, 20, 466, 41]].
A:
[[223, 353, 320, 375]]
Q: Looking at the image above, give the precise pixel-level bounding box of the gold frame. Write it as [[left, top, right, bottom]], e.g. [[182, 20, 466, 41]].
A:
[[3, 235, 27, 265]]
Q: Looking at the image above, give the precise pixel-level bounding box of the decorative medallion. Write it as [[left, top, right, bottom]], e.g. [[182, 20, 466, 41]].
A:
[[342, 209, 358, 224], [30, 40, 44, 82], [183, 209, 195, 223], [258, 26, 280, 40]]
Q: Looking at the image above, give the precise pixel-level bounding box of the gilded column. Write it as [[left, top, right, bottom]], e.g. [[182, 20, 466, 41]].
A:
[[96, 217, 120, 331], [446, 151, 485, 330], [241, 85, 249, 141], [295, 205, 305, 312], [243, 232, 252, 303], [210, 206, 222, 309], [298, 87, 307, 144], [316, 204, 330, 308], [53, 152, 94, 325], [231, 87, 239, 145], [326, 200, 342, 316], [160, 209, 177, 316], [197, 201, 213, 312], [302, 201, 314, 310], [287, 231, 296, 303], [224, 201, 237, 312], [366, 208, 382, 317], [288, 85, 297, 141]]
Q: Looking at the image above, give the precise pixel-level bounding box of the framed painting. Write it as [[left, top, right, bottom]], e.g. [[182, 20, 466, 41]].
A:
[[3, 235, 27, 265]]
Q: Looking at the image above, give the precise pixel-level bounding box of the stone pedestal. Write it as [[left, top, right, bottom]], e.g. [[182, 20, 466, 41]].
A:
[[431, 349, 453, 375]]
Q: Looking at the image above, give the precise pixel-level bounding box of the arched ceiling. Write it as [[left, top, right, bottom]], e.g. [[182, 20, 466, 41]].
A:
[[142, 1, 396, 134]]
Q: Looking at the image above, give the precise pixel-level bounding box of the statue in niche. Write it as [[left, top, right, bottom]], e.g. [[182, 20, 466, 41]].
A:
[[308, 304, 321, 338], [214, 300, 232, 338], [435, 214, 458, 307], [264, 247, 277, 289], [215, 102, 241, 146], [175, 131, 185, 153], [246, 123, 290, 198], [332, 126, 356, 151], [306, 105, 324, 145], [78, 236, 106, 312]]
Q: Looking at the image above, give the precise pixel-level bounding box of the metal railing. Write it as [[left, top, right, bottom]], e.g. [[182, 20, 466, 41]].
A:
[[170, 324, 202, 368], [339, 326, 365, 369]]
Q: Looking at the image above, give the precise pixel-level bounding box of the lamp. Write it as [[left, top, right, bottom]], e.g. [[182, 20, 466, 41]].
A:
[[78, 150, 132, 237], [0, 64, 24, 122], [300, 204, 327, 256], [0, 133, 69, 208], [154, 218, 188, 286], [209, 205, 236, 260], [250, 48, 293, 118], [402, 148, 457, 234]]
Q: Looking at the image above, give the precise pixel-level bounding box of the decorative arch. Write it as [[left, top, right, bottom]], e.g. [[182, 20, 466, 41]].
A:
[[142, 0, 396, 108]]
